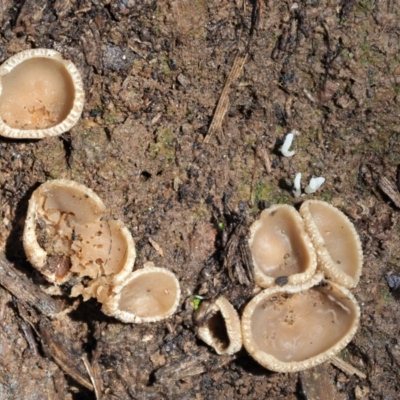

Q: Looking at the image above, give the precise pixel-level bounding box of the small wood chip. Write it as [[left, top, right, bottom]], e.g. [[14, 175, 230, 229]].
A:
[[155, 352, 231, 383], [386, 272, 400, 300], [378, 176, 400, 208], [255, 142, 272, 174], [330, 355, 366, 379], [149, 237, 164, 257]]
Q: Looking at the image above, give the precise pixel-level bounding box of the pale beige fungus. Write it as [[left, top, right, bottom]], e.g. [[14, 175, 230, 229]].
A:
[[241, 274, 360, 372], [300, 200, 363, 288], [249, 204, 317, 288], [23, 179, 135, 291], [23, 180, 182, 324], [101, 266, 181, 323], [196, 296, 242, 355], [0, 49, 84, 138]]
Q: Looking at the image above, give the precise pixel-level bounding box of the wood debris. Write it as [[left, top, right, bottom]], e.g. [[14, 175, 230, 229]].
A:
[[378, 176, 400, 208], [0, 254, 64, 316], [82, 354, 103, 399], [0, 254, 96, 392], [223, 217, 254, 288], [154, 352, 231, 383], [204, 52, 248, 143], [149, 237, 164, 257], [39, 318, 93, 391], [330, 355, 366, 379]]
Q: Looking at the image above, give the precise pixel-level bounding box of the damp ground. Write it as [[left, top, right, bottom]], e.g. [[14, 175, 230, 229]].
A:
[[0, 1, 400, 399]]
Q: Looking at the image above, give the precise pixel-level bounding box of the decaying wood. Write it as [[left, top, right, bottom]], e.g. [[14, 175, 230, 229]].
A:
[[378, 176, 400, 208], [155, 352, 231, 383], [149, 237, 164, 257], [82, 354, 103, 399], [300, 363, 347, 400], [0, 254, 94, 391], [0, 253, 64, 316], [255, 141, 272, 174], [330, 355, 367, 379], [223, 218, 254, 288], [155, 354, 207, 383], [204, 52, 248, 143], [39, 318, 93, 391]]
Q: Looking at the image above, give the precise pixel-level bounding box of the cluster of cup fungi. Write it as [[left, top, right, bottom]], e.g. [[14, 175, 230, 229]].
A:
[[0, 49, 363, 373], [195, 200, 363, 372], [0, 49, 181, 323]]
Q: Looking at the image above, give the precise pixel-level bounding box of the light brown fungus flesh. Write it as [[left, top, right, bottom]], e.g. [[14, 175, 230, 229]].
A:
[[0, 58, 75, 130], [300, 200, 363, 288], [251, 286, 357, 362], [249, 205, 317, 288], [118, 271, 179, 318], [23, 180, 134, 288], [241, 276, 360, 372]]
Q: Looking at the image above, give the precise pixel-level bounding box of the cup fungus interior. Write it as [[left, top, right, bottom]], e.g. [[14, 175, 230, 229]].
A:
[[304, 202, 360, 279], [196, 296, 242, 355], [32, 182, 128, 282], [250, 284, 358, 363], [0, 58, 75, 130], [250, 207, 312, 278], [117, 271, 179, 319], [203, 311, 231, 353]]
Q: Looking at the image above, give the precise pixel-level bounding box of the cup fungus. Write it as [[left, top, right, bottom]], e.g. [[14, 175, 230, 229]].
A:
[[0, 49, 84, 138], [23, 179, 135, 295], [300, 200, 363, 288], [100, 266, 181, 323], [241, 273, 360, 373], [248, 204, 317, 288], [195, 296, 242, 355]]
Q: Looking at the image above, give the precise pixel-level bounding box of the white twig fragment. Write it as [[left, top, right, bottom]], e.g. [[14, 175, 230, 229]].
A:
[[149, 237, 164, 257], [305, 177, 325, 194], [280, 130, 300, 157], [292, 172, 302, 198]]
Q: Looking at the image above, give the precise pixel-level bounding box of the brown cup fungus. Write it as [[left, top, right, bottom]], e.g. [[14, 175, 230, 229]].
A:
[[241, 273, 360, 373], [0, 49, 84, 138], [23, 179, 135, 297], [196, 296, 242, 355], [248, 204, 317, 288], [100, 266, 181, 323], [300, 200, 363, 289]]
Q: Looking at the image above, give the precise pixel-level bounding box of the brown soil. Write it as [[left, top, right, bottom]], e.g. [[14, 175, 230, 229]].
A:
[[1, 0, 400, 399]]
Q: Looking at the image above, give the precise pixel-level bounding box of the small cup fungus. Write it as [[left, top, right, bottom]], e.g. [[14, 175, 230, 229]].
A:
[[23, 179, 135, 294], [248, 204, 317, 288], [100, 266, 181, 323], [0, 49, 84, 138], [241, 273, 360, 373], [300, 200, 363, 288], [195, 296, 242, 355]]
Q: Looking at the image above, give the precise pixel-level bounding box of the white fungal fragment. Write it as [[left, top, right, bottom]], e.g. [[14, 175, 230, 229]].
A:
[[280, 130, 299, 157], [305, 177, 325, 194], [292, 172, 302, 198]]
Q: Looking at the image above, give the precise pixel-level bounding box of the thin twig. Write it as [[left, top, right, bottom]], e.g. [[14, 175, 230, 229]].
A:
[[330, 355, 366, 379], [82, 354, 102, 399], [204, 52, 248, 143]]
